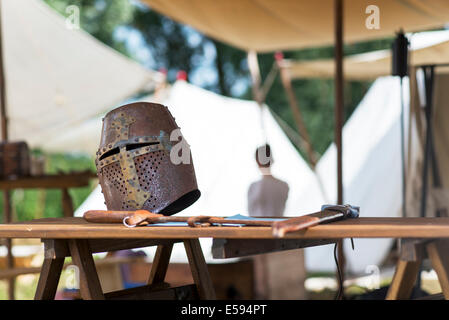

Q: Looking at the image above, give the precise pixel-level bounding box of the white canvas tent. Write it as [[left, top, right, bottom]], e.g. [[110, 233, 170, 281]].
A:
[[306, 74, 449, 274], [301, 76, 410, 273], [1, 0, 163, 149], [74, 80, 326, 263], [42, 115, 105, 155], [285, 30, 449, 273]]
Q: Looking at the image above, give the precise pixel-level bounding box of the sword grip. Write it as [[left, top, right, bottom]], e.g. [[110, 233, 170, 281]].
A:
[[83, 210, 135, 223], [83, 209, 162, 225]]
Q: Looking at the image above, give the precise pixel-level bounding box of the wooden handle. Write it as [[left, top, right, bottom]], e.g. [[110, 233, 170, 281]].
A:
[[84, 210, 135, 223], [83, 209, 162, 226], [85, 210, 279, 229], [272, 210, 345, 237]]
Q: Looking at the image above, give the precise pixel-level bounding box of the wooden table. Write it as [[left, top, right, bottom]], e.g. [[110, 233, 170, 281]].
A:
[[0, 172, 96, 299], [4, 217, 449, 239], [1, 217, 449, 300]]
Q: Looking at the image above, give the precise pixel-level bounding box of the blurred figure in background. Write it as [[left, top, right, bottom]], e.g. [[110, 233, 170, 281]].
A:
[[248, 144, 289, 217], [248, 144, 305, 300]]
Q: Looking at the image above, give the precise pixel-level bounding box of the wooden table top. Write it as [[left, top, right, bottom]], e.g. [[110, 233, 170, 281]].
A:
[[1, 217, 449, 240]]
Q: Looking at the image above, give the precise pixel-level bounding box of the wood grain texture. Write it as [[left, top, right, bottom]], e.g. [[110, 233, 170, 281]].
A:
[[34, 257, 64, 300], [0, 266, 42, 279], [212, 238, 336, 258], [0, 172, 95, 189], [148, 244, 173, 284], [184, 239, 216, 300], [399, 239, 429, 262], [61, 188, 74, 218], [43, 238, 179, 258], [104, 283, 198, 300], [386, 259, 421, 300], [68, 239, 104, 300], [427, 240, 449, 299], [2, 217, 449, 239]]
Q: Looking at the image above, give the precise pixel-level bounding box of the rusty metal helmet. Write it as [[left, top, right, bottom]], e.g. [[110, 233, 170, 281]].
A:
[[95, 102, 200, 215]]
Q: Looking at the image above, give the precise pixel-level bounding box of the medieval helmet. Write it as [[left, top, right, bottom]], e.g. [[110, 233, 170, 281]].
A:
[[95, 102, 200, 215]]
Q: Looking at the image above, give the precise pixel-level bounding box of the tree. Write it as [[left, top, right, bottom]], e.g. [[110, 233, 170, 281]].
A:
[[45, 0, 135, 55]]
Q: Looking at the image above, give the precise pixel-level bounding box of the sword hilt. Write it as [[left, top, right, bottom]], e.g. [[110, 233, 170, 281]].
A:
[[321, 204, 360, 219]]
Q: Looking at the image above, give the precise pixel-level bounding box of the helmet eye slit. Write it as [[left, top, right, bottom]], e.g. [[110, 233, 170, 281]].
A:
[[99, 147, 120, 161], [125, 142, 159, 151]]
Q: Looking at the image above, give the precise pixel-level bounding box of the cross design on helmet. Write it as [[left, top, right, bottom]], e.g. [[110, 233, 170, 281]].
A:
[[96, 113, 170, 210]]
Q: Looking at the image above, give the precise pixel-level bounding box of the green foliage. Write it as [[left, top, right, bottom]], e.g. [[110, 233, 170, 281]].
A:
[[129, 6, 207, 82], [209, 40, 249, 96], [44, 0, 134, 56]]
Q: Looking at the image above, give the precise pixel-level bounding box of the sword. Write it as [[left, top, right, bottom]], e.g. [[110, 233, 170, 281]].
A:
[[83, 210, 274, 228], [83, 204, 359, 237]]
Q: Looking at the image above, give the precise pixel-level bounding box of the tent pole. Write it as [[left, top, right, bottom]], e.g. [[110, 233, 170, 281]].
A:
[[334, 0, 345, 299], [247, 51, 268, 141], [247, 51, 263, 105], [278, 65, 317, 168], [260, 60, 278, 103], [0, 0, 5, 141], [335, 0, 344, 208], [419, 65, 435, 219], [153, 69, 168, 103], [0, 0, 14, 300]]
